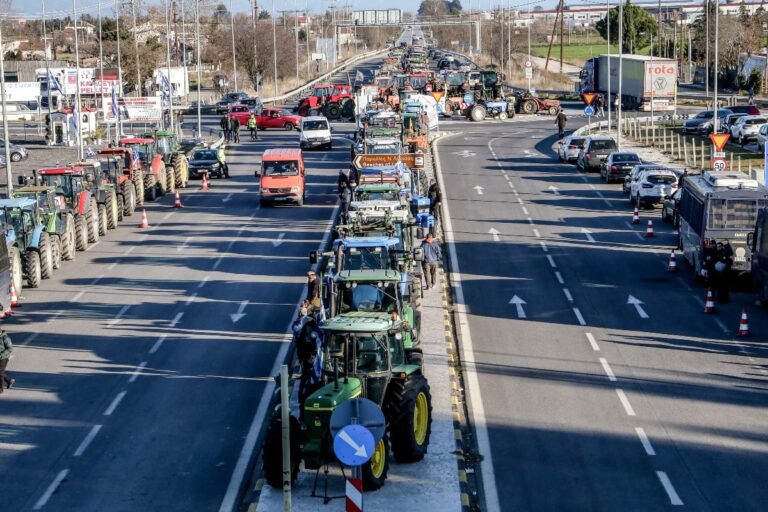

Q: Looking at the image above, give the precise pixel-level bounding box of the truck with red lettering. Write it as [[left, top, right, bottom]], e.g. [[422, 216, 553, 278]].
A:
[[580, 55, 677, 111]]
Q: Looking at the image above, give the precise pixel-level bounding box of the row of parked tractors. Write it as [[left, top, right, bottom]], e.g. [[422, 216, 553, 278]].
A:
[[1, 131, 190, 296]]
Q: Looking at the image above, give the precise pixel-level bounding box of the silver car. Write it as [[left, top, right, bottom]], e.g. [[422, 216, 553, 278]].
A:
[[757, 124, 768, 153], [557, 135, 587, 163], [0, 139, 28, 162], [731, 115, 767, 145]]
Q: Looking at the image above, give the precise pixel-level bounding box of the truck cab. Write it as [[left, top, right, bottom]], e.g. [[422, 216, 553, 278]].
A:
[[256, 148, 306, 206]]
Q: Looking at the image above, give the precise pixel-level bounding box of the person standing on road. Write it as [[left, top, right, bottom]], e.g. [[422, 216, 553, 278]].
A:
[[555, 111, 568, 139], [338, 168, 351, 195], [596, 94, 605, 118], [220, 115, 230, 142], [339, 180, 352, 224], [748, 85, 755, 105], [427, 178, 442, 226], [306, 270, 321, 309], [0, 330, 15, 394], [216, 145, 229, 178], [713, 242, 733, 303], [247, 114, 257, 140], [421, 232, 442, 290], [231, 117, 241, 143]]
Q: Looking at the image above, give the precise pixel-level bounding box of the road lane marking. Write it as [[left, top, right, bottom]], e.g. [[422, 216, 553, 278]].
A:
[[71, 290, 86, 302], [533, 228, 541, 238], [635, 427, 656, 456], [509, 295, 527, 318], [581, 228, 596, 243], [140, 233, 149, 242], [527, 217, 534, 225], [163, 211, 175, 220], [573, 307, 586, 326], [656, 471, 684, 505], [548, 186, 560, 196], [73, 425, 102, 457], [198, 276, 210, 288], [599, 358, 617, 381], [474, 185, 484, 195], [33, 469, 69, 510], [604, 199, 613, 207], [107, 305, 130, 328], [546, 255, 557, 268], [627, 295, 649, 319], [107, 259, 120, 270], [212, 255, 224, 270], [223, 193, 233, 202], [124, 246, 136, 255], [128, 362, 147, 383], [185, 293, 198, 306], [563, 288, 573, 302], [103, 391, 127, 416], [149, 335, 166, 354], [516, 196, 523, 204], [169, 312, 184, 327], [539, 241, 548, 252], [616, 389, 636, 416], [21, 333, 39, 346], [488, 228, 501, 242], [555, 271, 564, 284], [91, 274, 105, 286], [585, 332, 600, 351], [177, 237, 194, 252], [521, 206, 529, 215]]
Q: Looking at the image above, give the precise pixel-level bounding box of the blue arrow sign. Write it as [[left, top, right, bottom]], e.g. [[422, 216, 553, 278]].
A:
[[584, 106, 595, 116], [333, 424, 375, 467]]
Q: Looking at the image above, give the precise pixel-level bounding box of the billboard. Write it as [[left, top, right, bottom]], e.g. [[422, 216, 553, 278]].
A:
[[352, 9, 401, 25], [101, 96, 162, 123], [2, 82, 41, 103]]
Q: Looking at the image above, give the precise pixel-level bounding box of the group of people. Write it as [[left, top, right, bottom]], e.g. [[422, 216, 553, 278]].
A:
[[703, 240, 734, 303], [220, 113, 259, 143]]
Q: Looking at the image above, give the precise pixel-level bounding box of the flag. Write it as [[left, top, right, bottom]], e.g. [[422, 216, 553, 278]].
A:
[[111, 87, 119, 120], [70, 99, 79, 133], [85, 147, 95, 158], [355, 70, 364, 84], [132, 147, 140, 168], [47, 70, 63, 93]]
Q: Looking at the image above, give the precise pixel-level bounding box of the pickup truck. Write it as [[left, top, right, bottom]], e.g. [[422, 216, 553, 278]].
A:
[[229, 107, 302, 131]]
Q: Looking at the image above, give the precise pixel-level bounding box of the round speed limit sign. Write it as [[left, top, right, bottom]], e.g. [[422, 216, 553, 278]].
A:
[[711, 157, 728, 172]]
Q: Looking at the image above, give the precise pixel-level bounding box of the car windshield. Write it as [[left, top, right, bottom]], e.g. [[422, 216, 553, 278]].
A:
[[354, 190, 400, 201], [696, 111, 714, 119], [40, 174, 72, 196], [343, 247, 391, 270], [647, 174, 677, 184], [590, 140, 617, 151], [613, 153, 640, 163], [263, 160, 299, 176], [303, 120, 328, 131], [193, 150, 217, 161], [340, 281, 397, 313]]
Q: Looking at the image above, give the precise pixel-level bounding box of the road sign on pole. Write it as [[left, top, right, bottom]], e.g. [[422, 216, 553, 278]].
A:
[[582, 92, 597, 106], [711, 157, 728, 172], [584, 106, 595, 116], [525, 68, 532, 79], [525, 60, 532, 68], [330, 397, 386, 443], [334, 424, 375, 467], [709, 133, 730, 152]]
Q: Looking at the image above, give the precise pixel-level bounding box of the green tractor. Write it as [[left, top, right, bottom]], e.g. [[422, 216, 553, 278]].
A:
[[12, 185, 77, 264], [262, 270, 431, 491], [77, 160, 121, 234], [144, 130, 190, 189]]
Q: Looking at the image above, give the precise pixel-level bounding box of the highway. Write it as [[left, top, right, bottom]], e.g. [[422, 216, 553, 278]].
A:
[[0, 120, 349, 510], [435, 112, 768, 511]]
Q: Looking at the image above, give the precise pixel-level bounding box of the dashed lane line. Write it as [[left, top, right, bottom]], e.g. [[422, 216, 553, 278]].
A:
[[539, 241, 548, 252], [585, 332, 600, 351], [73, 425, 102, 457], [599, 358, 617, 381], [546, 255, 557, 268], [573, 307, 586, 326], [555, 271, 564, 284], [563, 288, 574, 303], [107, 305, 130, 328], [185, 293, 198, 306], [635, 428, 656, 456], [169, 312, 184, 328], [33, 469, 69, 510], [149, 335, 166, 354], [656, 471, 684, 506], [128, 362, 147, 384], [103, 391, 127, 416], [198, 276, 210, 288], [615, 389, 636, 416]]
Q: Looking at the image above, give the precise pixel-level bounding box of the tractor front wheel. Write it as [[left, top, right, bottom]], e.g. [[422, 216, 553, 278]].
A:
[[165, 165, 176, 195], [52, 237, 62, 270], [498, 112, 509, 121], [386, 374, 433, 463], [122, 181, 136, 216], [87, 199, 100, 243], [39, 232, 54, 279], [145, 175, 157, 202], [362, 435, 390, 491], [97, 203, 108, 236], [262, 410, 302, 488], [107, 190, 119, 228], [25, 250, 42, 288], [75, 215, 88, 251], [132, 172, 145, 206], [324, 103, 342, 120], [62, 213, 76, 260]]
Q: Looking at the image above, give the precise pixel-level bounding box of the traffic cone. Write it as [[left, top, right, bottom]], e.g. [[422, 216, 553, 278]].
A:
[[667, 250, 678, 272], [631, 207, 640, 224], [173, 191, 183, 208], [139, 209, 150, 229], [201, 173, 209, 191], [737, 308, 750, 337], [644, 220, 655, 237], [10, 280, 19, 307], [703, 288, 716, 314]]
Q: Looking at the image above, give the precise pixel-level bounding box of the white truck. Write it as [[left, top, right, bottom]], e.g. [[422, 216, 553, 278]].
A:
[[580, 54, 677, 111], [151, 67, 189, 100]]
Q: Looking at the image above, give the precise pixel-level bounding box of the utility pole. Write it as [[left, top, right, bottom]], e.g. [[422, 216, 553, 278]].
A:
[[544, 0, 563, 71], [230, 0, 238, 91], [98, 0, 107, 142], [607, 0, 611, 132], [73, 0, 84, 160], [527, 0, 532, 92], [195, 0, 202, 136], [618, 0, 623, 150], [0, 20, 14, 197], [42, 0, 54, 144], [252, 0, 259, 92], [713, 0, 719, 134], [116, 0, 124, 139], [559, 0, 564, 74], [131, 0, 141, 96], [294, 5, 300, 82], [272, 0, 278, 97], [705, 0, 709, 96], [165, 0, 175, 133]]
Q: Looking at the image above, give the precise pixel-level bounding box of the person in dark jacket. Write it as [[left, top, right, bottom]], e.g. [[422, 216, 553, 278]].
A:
[[555, 111, 568, 139], [220, 115, 231, 142], [427, 179, 442, 225], [231, 117, 241, 143], [712, 242, 733, 302], [340, 182, 352, 224], [338, 168, 351, 195], [0, 330, 15, 393], [306, 270, 320, 309], [421, 232, 442, 290]]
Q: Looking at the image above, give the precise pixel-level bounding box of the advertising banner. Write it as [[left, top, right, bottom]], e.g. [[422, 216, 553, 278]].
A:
[[101, 96, 162, 123]]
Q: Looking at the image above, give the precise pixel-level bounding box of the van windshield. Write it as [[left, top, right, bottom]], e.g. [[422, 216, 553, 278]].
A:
[[263, 160, 300, 176], [303, 120, 328, 131], [590, 140, 616, 151]]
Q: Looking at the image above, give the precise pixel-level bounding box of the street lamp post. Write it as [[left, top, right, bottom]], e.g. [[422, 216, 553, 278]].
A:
[[230, 0, 238, 91], [116, 1, 124, 139], [272, 0, 278, 98], [617, 0, 623, 150], [73, 0, 84, 160], [165, 0, 175, 133], [606, 0, 611, 132], [0, 21, 14, 197], [713, 0, 720, 135], [131, 0, 141, 96], [195, 0, 202, 136]]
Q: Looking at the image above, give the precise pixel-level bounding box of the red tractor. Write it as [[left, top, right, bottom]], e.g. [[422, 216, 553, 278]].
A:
[[297, 83, 355, 121], [97, 146, 145, 209], [118, 137, 169, 201]]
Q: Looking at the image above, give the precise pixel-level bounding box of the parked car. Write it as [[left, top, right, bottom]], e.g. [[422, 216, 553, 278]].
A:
[[600, 152, 642, 183], [576, 136, 617, 172], [622, 164, 671, 195], [215, 99, 236, 115], [730, 115, 767, 145], [630, 169, 679, 207], [757, 124, 768, 153], [720, 113, 747, 134], [697, 109, 734, 135], [661, 188, 682, 226], [557, 135, 587, 163], [682, 109, 732, 135], [0, 139, 28, 162], [188, 148, 223, 179], [256, 108, 302, 131]]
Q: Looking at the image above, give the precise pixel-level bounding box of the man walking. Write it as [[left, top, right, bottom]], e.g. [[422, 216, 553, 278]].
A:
[[427, 178, 442, 227], [596, 94, 605, 118], [0, 329, 15, 394], [421, 232, 442, 290], [306, 270, 321, 309], [220, 115, 231, 142], [231, 117, 241, 143], [555, 110, 568, 139], [339, 180, 352, 224]]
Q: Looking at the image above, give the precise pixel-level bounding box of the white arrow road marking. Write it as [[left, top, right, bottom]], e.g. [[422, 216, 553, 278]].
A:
[[548, 186, 560, 195], [488, 228, 501, 242], [453, 149, 476, 158], [474, 185, 484, 195], [272, 233, 286, 247], [338, 429, 368, 458], [509, 295, 527, 318], [581, 228, 596, 243], [230, 300, 249, 323], [177, 236, 194, 252], [627, 295, 649, 319]]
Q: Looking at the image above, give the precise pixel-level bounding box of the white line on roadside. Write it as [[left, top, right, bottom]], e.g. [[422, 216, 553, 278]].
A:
[[547, 255, 557, 268], [21, 333, 39, 347], [177, 237, 194, 252], [555, 271, 564, 284], [527, 218, 534, 225], [33, 469, 69, 510], [124, 246, 136, 255], [169, 312, 184, 327], [516, 196, 523, 203], [539, 241, 548, 252], [91, 274, 105, 286], [599, 358, 617, 381], [163, 211, 175, 220], [656, 471, 684, 506], [198, 276, 210, 288], [107, 259, 120, 270], [503, 174, 510, 181], [635, 427, 656, 456], [103, 391, 127, 416], [140, 233, 149, 242], [212, 255, 224, 270], [223, 192, 233, 202], [185, 293, 198, 306], [616, 389, 636, 416], [585, 332, 600, 351], [521, 206, 529, 215], [107, 305, 130, 328], [563, 288, 573, 303], [149, 335, 166, 354], [573, 307, 586, 326], [128, 362, 147, 384], [73, 425, 102, 457], [71, 290, 86, 303], [533, 228, 541, 238], [508, 181, 515, 189], [604, 199, 613, 207]]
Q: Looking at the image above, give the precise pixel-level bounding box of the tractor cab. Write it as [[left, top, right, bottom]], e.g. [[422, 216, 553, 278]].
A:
[[364, 137, 402, 155], [119, 138, 156, 169], [34, 166, 89, 205], [98, 147, 139, 173]]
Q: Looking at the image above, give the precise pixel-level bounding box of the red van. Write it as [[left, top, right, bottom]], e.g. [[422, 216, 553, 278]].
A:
[[256, 148, 306, 206]]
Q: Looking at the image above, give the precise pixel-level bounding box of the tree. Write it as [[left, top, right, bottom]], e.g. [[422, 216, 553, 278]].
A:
[[418, 0, 448, 18], [213, 3, 231, 23], [595, 0, 658, 53], [446, 0, 463, 15], [258, 10, 271, 20]]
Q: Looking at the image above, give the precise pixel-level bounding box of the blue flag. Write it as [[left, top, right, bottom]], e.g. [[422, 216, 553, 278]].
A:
[[70, 99, 79, 132], [111, 87, 119, 119], [47, 70, 62, 93]]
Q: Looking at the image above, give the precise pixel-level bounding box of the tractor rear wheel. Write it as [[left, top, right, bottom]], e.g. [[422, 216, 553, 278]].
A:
[[362, 435, 390, 490], [522, 99, 538, 114], [25, 250, 42, 288], [308, 108, 320, 116], [117, 194, 125, 221], [97, 203, 108, 236], [132, 172, 145, 206], [75, 215, 88, 251], [10, 247, 23, 294], [62, 213, 75, 260], [165, 165, 176, 194], [172, 154, 188, 188], [342, 99, 356, 119], [548, 105, 559, 116], [262, 410, 302, 488], [107, 190, 118, 229], [469, 105, 486, 122], [52, 237, 62, 270], [386, 374, 432, 463], [144, 174, 157, 202], [39, 232, 54, 279], [157, 168, 167, 196], [87, 199, 100, 243], [122, 181, 136, 216], [324, 102, 342, 120]]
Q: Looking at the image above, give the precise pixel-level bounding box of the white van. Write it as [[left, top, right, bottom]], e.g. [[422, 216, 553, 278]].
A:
[[0, 103, 37, 122], [299, 116, 332, 150]]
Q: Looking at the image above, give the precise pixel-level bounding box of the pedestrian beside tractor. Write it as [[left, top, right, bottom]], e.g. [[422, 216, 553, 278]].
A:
[[421, 232, 442, 290], [306, 270, 321, 310], [427, 178, 442, 227], [248, 114, 258, 141], [555, 111, 568, 139], [220, 115, 231, 142], [0, 329, 15, 394]]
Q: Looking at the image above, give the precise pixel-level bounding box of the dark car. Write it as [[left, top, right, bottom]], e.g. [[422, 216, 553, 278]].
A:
[[188, 149, 222, 179], [682, 109, 733, 135], [224, 92, 249, 103], [661, 188, 682, 227], [728, 104, 761, 116], [576, 136, 617, 172], [215, 99, 236, 115], [240, 97, 263, 115], [600, 151, 642, 183]]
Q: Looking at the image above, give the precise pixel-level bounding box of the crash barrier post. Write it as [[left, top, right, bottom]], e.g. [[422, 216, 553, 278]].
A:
[[739, 156, 742, 173], [730, 152, 734, 171], [692, 139, 697, 168], [683, 137, 688, 165], [701, 140, 706, 168]]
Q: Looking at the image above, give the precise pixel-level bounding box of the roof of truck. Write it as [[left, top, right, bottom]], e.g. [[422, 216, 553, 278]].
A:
[[335, 236, 401, 250]]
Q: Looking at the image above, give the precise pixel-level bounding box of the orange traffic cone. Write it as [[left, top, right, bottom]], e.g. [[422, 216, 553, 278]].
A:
[[704, 288, 716, 314], [631, 207, 640, 224], [201, 173, 210, 191], [139, 209, 150, 229], [667, 250, 678, 272], [644, 220, 655, 238], [737, 308, 750, 337], [173, 191, 183, 208], [10, 280, 19, 307]]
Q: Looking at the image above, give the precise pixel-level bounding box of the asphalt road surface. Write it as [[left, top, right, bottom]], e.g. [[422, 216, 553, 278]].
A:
[[435, 113, 768, 511], [0, 122, 350, 510]]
